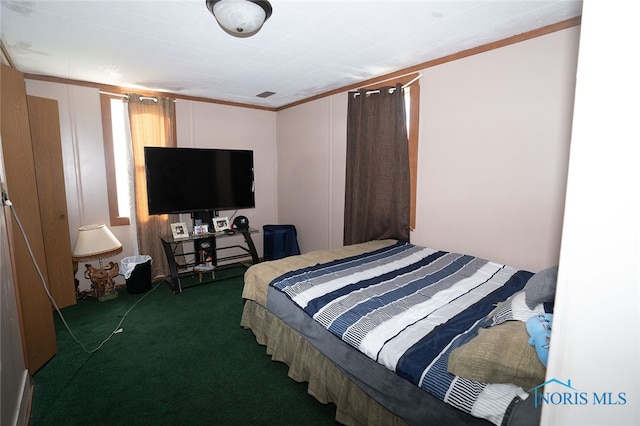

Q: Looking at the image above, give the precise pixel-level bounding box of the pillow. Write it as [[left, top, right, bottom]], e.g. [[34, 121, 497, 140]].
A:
[[486, 291, 545, 326], [526, 314, 553, 367], [448, 321, 546, 390], [524, 265, 558, 309]]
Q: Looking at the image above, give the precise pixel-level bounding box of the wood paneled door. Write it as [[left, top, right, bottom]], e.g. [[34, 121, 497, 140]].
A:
[[27, 95, 76, 309]]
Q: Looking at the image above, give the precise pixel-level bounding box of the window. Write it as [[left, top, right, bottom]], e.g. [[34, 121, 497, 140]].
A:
[[406, 82, 420, 231], [100, 93, 132, 226]]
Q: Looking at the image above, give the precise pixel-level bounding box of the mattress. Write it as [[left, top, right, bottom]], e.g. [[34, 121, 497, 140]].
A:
[[241, 240, 541, 426]]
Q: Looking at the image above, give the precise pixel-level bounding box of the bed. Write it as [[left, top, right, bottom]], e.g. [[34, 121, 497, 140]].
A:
[[241, 240, 554, 425]]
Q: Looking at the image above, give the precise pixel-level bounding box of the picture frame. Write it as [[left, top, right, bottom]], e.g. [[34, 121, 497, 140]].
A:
[[213, 216, 231, 232], [193, 224, 209, 235], [171, 222, 188, 239]]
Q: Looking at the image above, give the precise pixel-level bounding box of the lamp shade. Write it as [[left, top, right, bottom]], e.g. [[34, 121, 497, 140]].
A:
[[71, 224, 123, 262], [206, 0, 272, 38]]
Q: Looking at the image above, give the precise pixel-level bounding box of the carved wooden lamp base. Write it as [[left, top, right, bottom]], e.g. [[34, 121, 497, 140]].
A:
[[84, 261, 120, 301]]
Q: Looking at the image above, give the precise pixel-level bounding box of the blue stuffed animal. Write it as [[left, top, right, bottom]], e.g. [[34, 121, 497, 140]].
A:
[[526, 313, 553, 367]]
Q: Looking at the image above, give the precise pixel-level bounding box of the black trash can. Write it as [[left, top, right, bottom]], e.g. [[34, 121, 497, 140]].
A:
[[263, 225, 300, 261], [120, 255, 152, 294]]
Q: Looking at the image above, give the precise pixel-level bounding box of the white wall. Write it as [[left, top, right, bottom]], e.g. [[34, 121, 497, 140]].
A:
[[542, 2, 640, 424], [413, 26, 580, 272], [275, 94, 347, 252], [276, 27, 580, 273]]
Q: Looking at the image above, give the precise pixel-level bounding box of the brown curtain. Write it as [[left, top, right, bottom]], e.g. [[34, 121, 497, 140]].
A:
[[344, 83, 410, 245], [127, 94, 179, 278]]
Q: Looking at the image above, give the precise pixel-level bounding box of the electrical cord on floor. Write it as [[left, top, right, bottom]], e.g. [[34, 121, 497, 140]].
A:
[[4, 195, 160, 354]]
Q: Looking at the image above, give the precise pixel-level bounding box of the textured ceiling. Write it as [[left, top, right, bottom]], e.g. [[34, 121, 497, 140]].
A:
[[1, 1, 582, 108]]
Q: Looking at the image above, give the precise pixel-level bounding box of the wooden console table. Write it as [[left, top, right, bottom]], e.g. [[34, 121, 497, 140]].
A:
[[161, 227, 259, 294]]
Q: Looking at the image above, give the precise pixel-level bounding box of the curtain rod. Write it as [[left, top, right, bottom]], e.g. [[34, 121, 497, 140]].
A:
[[401, 73, 423, 89], [137, 95, 158, 103], [352, 74, 423, 97], [98, 91, 160, 103], [99, 90, 130, 100]]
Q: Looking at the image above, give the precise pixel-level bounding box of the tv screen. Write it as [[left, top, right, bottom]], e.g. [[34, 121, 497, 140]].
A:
[[144, 147, 255, 215]]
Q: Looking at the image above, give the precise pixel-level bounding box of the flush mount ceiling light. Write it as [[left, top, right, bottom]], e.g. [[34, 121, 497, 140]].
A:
[[205, 0, 273, 38]]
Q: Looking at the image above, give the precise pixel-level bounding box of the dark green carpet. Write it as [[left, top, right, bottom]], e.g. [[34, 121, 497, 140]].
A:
[[30, 268, 337, 425]]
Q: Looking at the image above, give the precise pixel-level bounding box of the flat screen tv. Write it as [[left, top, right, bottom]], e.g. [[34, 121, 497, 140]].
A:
[[144, 146, 255, 216]]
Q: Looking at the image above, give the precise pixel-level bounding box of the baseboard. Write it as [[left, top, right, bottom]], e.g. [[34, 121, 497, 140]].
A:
[[16, 370, 31, 426]]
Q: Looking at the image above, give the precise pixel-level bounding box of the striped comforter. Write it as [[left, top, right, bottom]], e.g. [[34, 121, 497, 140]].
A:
[[270, 241, 533, 425]]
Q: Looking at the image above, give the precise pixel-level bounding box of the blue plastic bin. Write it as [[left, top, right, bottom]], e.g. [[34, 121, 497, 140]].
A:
[[263, 225, 300, 261]]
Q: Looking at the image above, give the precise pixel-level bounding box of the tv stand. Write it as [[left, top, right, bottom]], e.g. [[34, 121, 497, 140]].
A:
[[160, 227, 259, 294]]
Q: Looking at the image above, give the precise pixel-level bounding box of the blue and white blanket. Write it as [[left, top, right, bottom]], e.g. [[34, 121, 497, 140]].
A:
[[270, 241, 533, 425]]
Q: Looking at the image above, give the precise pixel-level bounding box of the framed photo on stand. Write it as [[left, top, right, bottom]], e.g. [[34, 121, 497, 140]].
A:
[[171, 222, 188, 239], [193, 224, 209, 235], [213, 216, 230, 232]]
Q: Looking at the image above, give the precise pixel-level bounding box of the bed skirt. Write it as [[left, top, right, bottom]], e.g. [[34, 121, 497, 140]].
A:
[[240, 299, 408, 426]]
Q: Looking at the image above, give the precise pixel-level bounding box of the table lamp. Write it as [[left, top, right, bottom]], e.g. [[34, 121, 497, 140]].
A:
[[71, 224, 123, 301]]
